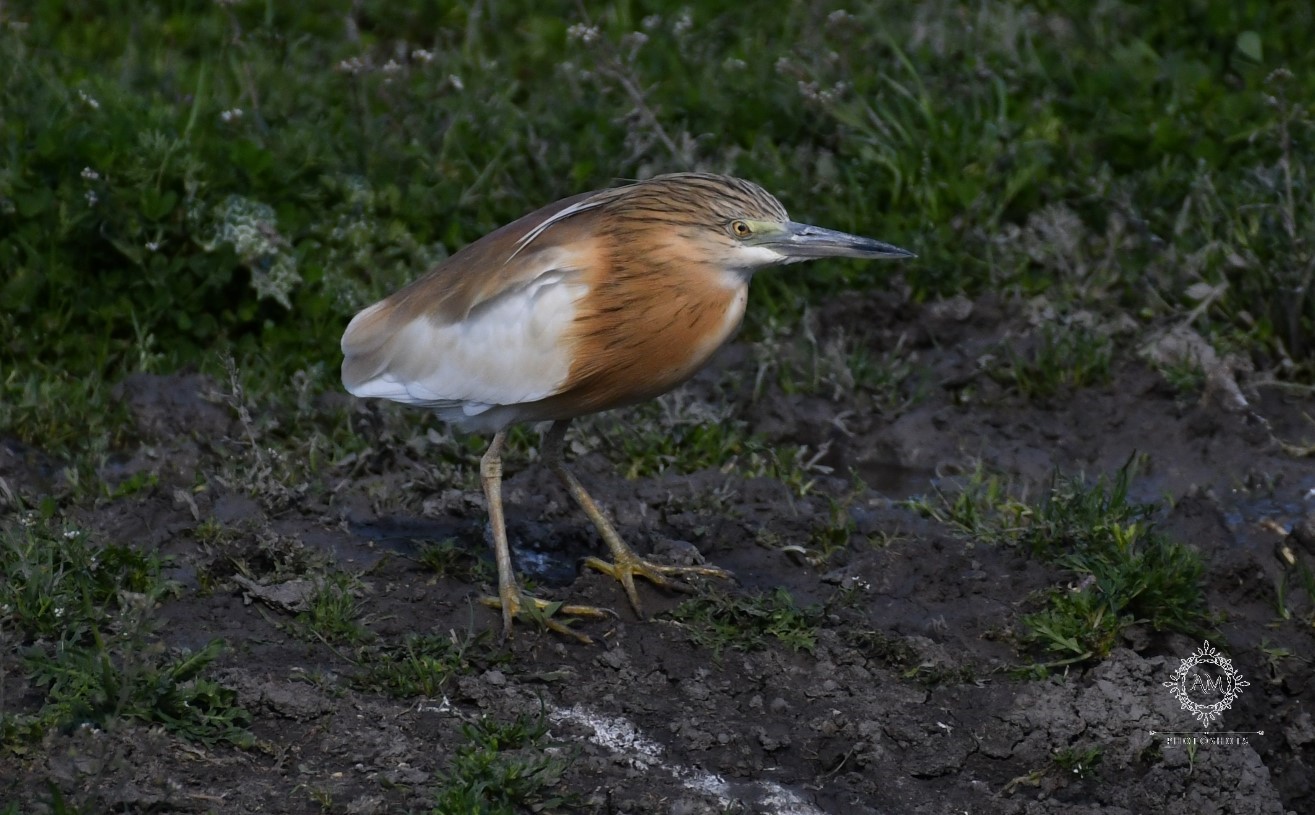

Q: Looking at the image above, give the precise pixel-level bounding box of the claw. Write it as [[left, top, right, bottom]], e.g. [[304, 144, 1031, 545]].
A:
[[582, 553, 731, 617], [479, 589, 613, 645]]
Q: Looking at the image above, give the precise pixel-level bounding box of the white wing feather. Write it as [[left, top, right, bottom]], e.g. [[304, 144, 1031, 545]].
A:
[[344, 259, 588, 412]]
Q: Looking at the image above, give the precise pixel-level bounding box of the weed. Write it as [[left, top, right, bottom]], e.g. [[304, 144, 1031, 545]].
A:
[[773, 495, 860, 567], [297, 572, 371, 645], [753, 318, 917, 413], [0, 518, 171, 644], [1156, 357, 1208, 398], [416, 538, 492, 583], [1, 518, 251, 748], [355, 631, 500, 698], [1258, 640, 1300, 685], [432, 712, 572, 815], [908, 460, 1208, 668], [22, 636, 252, 747], [666, 588, 821, 656], [804, 496, 857, 567], [992, 324, 1114, 399], [1052, 745, 1103, 780]]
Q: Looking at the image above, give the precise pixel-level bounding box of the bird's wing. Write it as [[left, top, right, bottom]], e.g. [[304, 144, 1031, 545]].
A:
[[341, 193, 607, 411]]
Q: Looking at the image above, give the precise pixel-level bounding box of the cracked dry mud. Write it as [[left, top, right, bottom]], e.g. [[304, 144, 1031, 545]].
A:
[[4, 292, 1314, 814]]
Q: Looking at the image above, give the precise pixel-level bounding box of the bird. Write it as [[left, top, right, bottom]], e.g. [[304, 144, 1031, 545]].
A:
[[341, 172, 912, 643]]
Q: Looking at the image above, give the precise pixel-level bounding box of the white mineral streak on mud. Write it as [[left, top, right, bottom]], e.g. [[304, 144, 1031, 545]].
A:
[[550, 703, 832, 815]]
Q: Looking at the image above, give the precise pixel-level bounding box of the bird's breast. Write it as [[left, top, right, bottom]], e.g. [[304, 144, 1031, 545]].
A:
[[553, 266, 749, 414]]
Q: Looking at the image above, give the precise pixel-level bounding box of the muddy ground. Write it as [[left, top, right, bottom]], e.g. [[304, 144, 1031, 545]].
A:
[[4, 291, 1315, 814]]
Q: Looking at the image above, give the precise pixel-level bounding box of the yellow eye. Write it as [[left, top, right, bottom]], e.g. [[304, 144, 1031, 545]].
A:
[[730, 219, 752, 238]]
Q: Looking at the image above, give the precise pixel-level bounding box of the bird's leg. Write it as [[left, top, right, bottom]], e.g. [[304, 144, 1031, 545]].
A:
[[542, 420, 731, 617], [477, 430, 604, 644]]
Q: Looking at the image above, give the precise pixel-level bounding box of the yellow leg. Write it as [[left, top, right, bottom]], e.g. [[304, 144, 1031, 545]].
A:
[[543, 421, 731, 617], [479, 430, 608, 644]]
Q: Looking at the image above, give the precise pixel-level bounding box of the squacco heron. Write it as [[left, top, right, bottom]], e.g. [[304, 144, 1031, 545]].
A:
[[342, 172, 912, 642]]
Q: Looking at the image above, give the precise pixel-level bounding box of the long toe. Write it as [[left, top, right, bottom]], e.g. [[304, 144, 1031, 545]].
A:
[[582, 554, 733, 617], [479, 591, 613, 645]]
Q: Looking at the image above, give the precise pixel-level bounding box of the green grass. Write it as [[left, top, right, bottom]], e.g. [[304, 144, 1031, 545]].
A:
[[3, 0, 1314, 468], [354, 631, 501, 698], [296, 572, 371, 645], [992, 324, 1114, 399], [431, 712, 573, 815], [1, 517, 252, 750], [416, 538, 494, 584], [908, 460, 1208, 669], [1052, 745, 1103, 781], [666, 587, 822, 656], [4, 2, 1309, 805], [753, 319, 919, 412]]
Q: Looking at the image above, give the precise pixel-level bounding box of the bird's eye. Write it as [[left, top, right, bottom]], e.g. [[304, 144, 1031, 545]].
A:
[[730, 219, 752, 238]]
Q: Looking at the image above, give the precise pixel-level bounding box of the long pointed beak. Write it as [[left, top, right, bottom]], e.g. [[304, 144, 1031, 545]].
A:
[[762, 221, 915, 262]]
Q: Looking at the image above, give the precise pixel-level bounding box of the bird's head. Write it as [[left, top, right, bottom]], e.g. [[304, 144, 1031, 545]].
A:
[[606, 173, 914, 274]]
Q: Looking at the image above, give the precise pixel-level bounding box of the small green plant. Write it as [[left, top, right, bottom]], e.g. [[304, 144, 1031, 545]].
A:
[[1, 518, 251, 749], [297, 573, 370, 645], [811, 496, 858, 560], [1, 518, 172, 644], [615, 413, 759, 479], [431, 713, 572, 815], [1155, 357, 1208, 398], [667, 588, 821, 656], [1052, 745, 1103, 780], [909, 460, 1208, 668], [416, 538, 491, 583], [776, 495, 860, 567], [993, 324, 1113, 400], [22, 636, 253, 747], [355, 631, 498, 698]]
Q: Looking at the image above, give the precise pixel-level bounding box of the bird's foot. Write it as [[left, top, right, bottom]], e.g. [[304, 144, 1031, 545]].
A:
[[582, 552, 731, 618], [479, 588, 612, 645]]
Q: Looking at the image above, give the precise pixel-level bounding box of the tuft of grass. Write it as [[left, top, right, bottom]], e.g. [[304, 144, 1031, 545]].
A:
[[992, 324, 1114, 399], [908, 459, 1207, 668], [0, 518, 169, 642], [22, 636, 253, 748], [766, 493, 863, 568], [1052, 745, 1103, 781], [4, 0, 1314, 513], [431, 713, 572, 815], [582, 394, 831, 497], [1155, 357, 1209, 398], [416, 538, 493, 583], [354, 631, 500, 698], [1, 516, 252, 749], [753, 320, 918, 413], [296, 572, 371, 645], [666, 588, 821, 656], [808, 496, 859, 564]]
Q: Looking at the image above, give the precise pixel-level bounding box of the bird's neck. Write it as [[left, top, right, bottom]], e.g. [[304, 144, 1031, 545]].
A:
[[553, 252, 749, 413]]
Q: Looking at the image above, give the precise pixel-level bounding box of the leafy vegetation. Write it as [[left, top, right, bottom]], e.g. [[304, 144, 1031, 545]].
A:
[[0, 517, 252, 749], [3, 0, 1313, 460], [431, 713, 573, 815], [908, 460, 1208, 669], [355, 631, 501, 698], [992, 324, 1115, 399], [667, 587, 822, 655], [0, 0, 1310, 806]]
